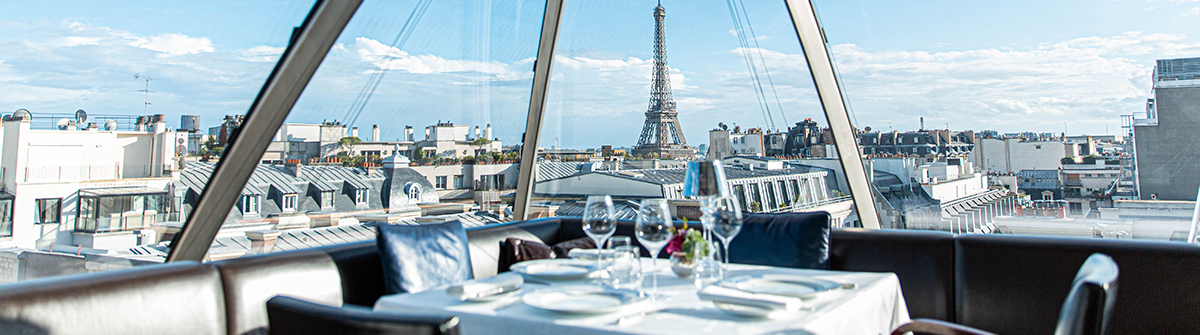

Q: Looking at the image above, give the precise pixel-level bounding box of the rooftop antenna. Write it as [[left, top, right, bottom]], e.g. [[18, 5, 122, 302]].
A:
[[134, 74, 156, 114]]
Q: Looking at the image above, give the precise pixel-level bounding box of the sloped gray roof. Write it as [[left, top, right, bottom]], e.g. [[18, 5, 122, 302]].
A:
[[1018, 170, 1061, 189], [538, 162, 582, 182], [554, 200, 641, 221], [178, 162, 385, 197]]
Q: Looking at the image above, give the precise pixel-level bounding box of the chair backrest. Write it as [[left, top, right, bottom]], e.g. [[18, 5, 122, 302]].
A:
[[728, 212, 832, 269], [1054, 253, 1119, 335], [266, 295, 459, 335]]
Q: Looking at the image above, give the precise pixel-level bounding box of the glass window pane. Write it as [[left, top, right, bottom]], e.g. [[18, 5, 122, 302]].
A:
[[533, 1, 861, 230], [193, 0, 545, 260], [815, 0, 1199, 241]]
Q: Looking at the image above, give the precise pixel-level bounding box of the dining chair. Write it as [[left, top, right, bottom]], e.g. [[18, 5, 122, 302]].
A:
[[266, 295, 461, 335], [891, 252, 1118, 335]]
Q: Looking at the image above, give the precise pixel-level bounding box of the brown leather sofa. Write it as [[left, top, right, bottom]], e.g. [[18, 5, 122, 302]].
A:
[[2, 217, 1199, 334]]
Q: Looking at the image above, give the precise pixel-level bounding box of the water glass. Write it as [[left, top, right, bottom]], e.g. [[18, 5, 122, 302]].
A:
[[636, 198, 672, 299], [607, 246, 643, 291], [583, 195, 617, 273], [712, 196, 743, 281], [608, 236, 632, 250]]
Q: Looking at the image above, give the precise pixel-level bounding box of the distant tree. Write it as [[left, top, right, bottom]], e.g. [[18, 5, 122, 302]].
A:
[[1081, 155, 1098, 165], [1061, 156, 1076, 165], [338, 136, 362, 156], [470, 138, 494, 162]]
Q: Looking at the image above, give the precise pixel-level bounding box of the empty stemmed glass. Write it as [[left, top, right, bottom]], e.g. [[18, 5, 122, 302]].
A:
[[582, 195, 616, 277], [635, 198, 672, 299], [711, 196, 743, 282]]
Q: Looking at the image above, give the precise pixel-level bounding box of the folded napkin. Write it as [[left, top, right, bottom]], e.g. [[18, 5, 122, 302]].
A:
[[566, 248, 622, 260], [446, 272, 524, 300], [697, 285, 804, 312]]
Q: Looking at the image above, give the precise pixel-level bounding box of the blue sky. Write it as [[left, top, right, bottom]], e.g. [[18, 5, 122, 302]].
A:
[[3, 0, 1200, 148]]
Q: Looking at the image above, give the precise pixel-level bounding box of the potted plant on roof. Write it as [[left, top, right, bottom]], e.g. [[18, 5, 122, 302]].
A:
[[665, 222, 710, 278]]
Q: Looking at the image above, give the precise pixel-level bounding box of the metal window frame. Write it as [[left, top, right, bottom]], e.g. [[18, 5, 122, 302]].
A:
[[166, 0, 362, 262], [785, 0, 881, 229], [513, 0, 566, 220]]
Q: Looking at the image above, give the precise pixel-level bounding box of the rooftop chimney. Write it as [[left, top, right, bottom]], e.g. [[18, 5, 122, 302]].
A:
[[286, 160, 303, 177], [247, 230, 282, 254], [405, 125, 414, 142], [372, 124, 380, 142], [351, 127, 359, 138]]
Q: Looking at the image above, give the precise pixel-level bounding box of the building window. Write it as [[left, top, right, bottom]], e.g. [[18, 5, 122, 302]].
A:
[[321, 190, 334, 208], [0, 199, 11, 238], [355, 188, 368, 205], [454, 175, 464, 189], [282, 194, 297, 212], [35, 198, 61, 224], [436, 176, 447, 189], [243, 195, 260, 214]]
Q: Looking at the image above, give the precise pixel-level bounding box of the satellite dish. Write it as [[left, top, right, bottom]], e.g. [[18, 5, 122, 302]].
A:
[[75, 109, 87, 124], [56, 118, 71, 130], [103, 119, 117, 131], [864, 126, 872, 132]]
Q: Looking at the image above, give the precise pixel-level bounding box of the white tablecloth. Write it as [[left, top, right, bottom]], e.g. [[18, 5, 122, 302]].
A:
[[375, 259, 909, 335]]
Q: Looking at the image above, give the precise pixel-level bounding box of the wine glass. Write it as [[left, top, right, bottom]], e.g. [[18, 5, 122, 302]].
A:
[[582, 195, 616, 275], [636, 198, 672, 299], [711, 196, 743, 282]]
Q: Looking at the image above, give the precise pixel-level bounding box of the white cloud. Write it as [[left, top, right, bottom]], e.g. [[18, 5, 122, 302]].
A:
[[129, 33, 214, 56], [241, 45, 285, 62], [352, 37, 525, 80], [1184, 7, 1200, 16], [734, 31, 1200, 132], [0, 20, 280, 119]]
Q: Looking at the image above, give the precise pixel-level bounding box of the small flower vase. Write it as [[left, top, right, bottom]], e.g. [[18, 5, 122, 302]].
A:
[[670, 251, 694, 278]]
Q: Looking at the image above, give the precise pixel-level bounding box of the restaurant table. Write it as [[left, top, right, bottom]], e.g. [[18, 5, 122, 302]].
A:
[[374, 259, 910, 335]]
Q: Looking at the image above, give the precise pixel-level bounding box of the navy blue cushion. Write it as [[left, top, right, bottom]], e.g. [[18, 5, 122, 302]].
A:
[[727, 212, 831, 269], [377, 221, 473, 294]]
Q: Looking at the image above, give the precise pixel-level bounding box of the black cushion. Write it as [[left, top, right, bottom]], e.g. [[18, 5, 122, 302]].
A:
[[497, 237, 555, 273], [266, 295, 459, 335], [377, 220, 473, 294], [0, 261, 226, 335], [727, 212, 831, 269], [956, 234, 1200, 335], [466, 219, 561, 279], [550, 237, 596, 257], [829, 229, 956, 321]]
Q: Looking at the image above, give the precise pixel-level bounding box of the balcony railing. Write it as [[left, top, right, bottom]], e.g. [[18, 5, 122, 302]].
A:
[[765, 195, 853, 213], [75, 213, 167, 233], [22, 165, 156, 182]]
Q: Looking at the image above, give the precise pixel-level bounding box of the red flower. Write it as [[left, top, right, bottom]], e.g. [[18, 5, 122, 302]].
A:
[[664, 230, 686, 255]]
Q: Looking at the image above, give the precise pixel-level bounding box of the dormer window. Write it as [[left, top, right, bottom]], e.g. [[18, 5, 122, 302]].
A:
[[242, 195, 261, 214], [355, 188, 368, 205], [320, 190, 334, 209], [282, 194, 297, 212]]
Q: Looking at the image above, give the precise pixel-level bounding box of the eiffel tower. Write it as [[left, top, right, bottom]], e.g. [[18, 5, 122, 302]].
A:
[[632, 2, 693, 159]]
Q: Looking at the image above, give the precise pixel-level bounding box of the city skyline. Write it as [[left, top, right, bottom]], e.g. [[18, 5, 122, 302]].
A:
[[2, 1, 1199, 148]]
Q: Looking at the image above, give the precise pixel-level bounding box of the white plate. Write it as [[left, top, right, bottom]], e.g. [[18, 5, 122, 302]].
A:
[[510, 259, 605, 280], [464, 287, 521, 302], [712, 301, 775, 317], [521, 287, 644, 314], [723, 274, 841, 299]]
